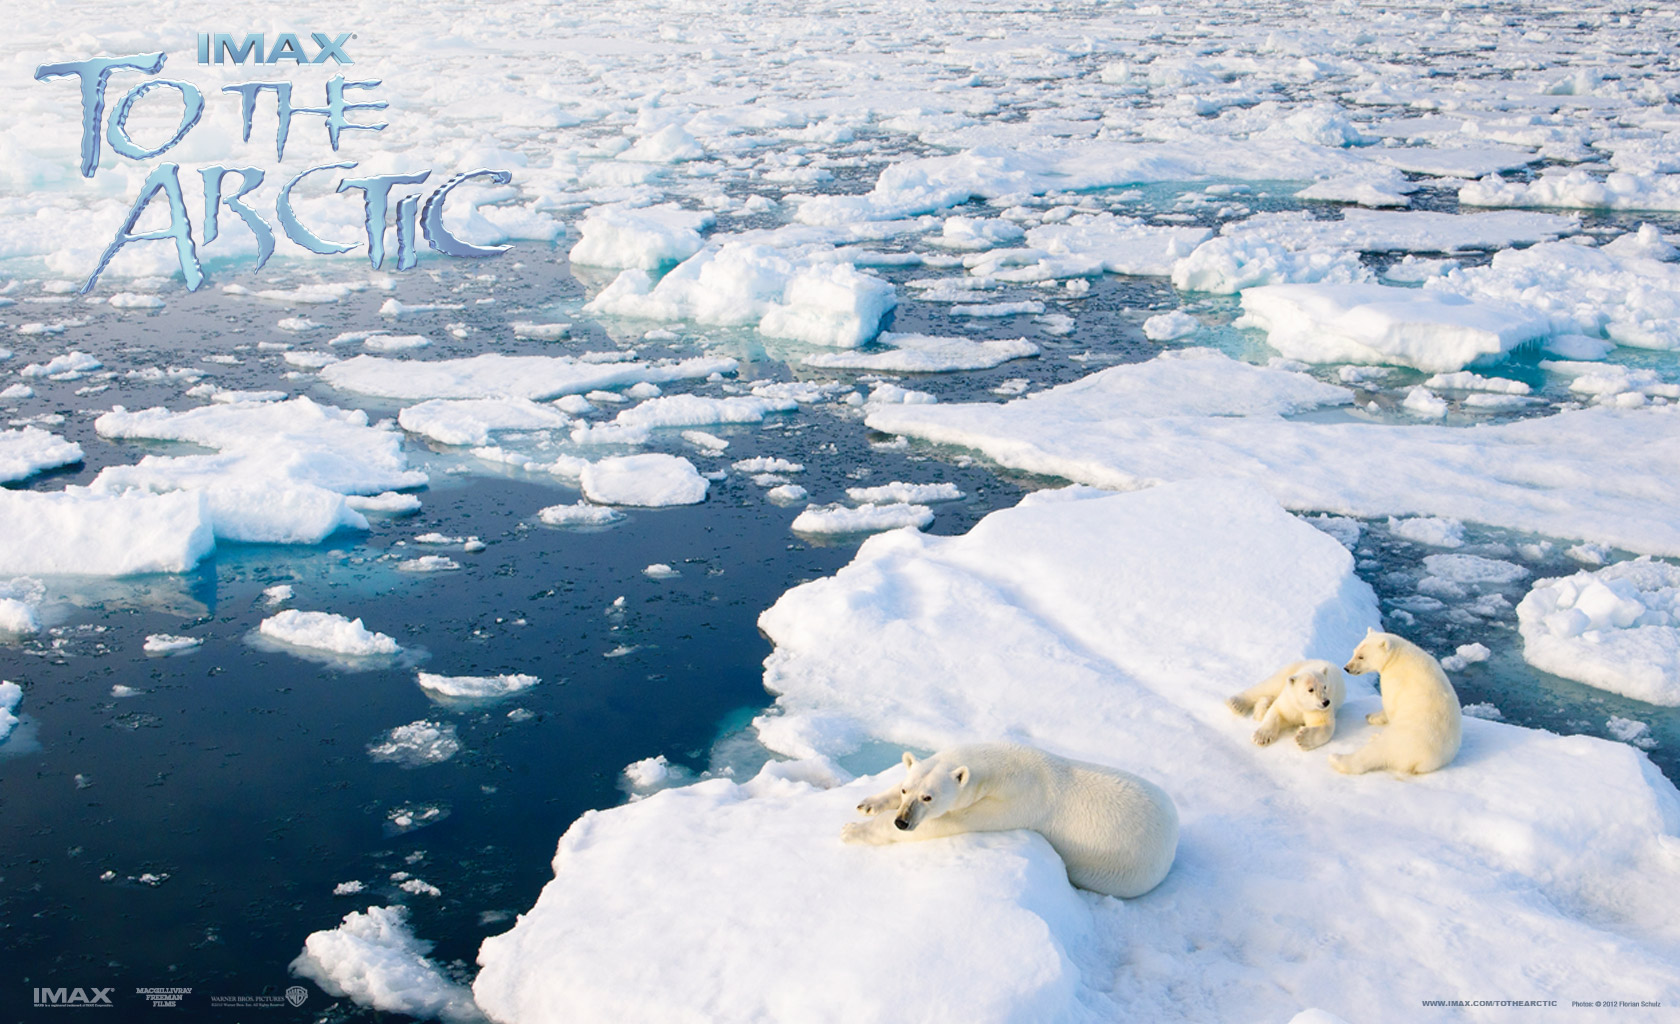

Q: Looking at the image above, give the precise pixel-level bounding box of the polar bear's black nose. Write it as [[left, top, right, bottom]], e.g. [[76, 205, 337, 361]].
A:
[[894, 816, 911, 831]]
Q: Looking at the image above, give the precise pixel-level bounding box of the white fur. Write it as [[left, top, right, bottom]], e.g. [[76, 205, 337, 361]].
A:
[[1226, 659, 1347, 750], [840, 742, 1178, 899], [1330, 628, 1462, 775]]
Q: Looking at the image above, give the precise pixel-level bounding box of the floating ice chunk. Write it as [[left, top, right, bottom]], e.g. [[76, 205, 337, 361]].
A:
[[803, 332, 1038, 372], [586, 244, 895, 348], [642, 563, 680, 579], [569, 203, 713, 270], [579, 454, 708, 507], [333, 881, 365, 896], [346, 492, 422, 516], [18, 351, 101, 379], [845, 481, 962, 504], [537, 502, 625, 527], [1568, 543, 1612, 567], [1440, 643, 1492, 672], [512, 321, 570, 341], [278, 317, 323, 333], [0, 426, 82, 483], [619, 125, 704, 164], [258, 610, 400, 658], [93, 398, 423, 544], [866, 382, 937, 407], [1172, 235, 1369, 294], [681, 430, 728, 451], [758, 264, 898, 348], [0, 383, 32, 399], [1009, 213, 1210, 277], [263, 585, 293, 605], [1401, 386, 1448, 419], [368, 721, 461, 767], [143, 634, 201, 655], [1240, 283, 1550, 372], [1388, 517, 1465, 548], [0, 681, 23, 744], [1421, 554, 1529, 585], [948, 299, 1044, 317], [932, 216, 1025, 250], [107, 292, 165, 309], [1142, 311, 1199, 341], [612, 394, 796, 429], [0, 489, 213, 575], [1423, 371, 1531, 395], [399, 878, 442, 897], [766, 484, 807, 504], [1606, 716, 1657, 750], [322, 353, 736, 402], [1221, 209, 1576, 255], [1462, 169, 1680, 213], [291, 906, 481, 1024], [1518, 559, 1680, 705], [622, 754, 672, 789], [398, 398, 572, 447], [791, 502, 933, 535], [417, 672, 540, 702], [364, 334, 432, 353], [732, 457, 803, 474], [396, 556, 461, 573]]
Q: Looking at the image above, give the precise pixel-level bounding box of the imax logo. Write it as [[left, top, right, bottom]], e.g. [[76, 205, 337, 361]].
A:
[[32, 987, 114, 1007], [196, 33, 353, 65]]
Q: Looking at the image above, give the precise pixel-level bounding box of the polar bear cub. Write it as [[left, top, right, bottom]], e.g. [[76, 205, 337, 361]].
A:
[[1226, 659, 1346, 750], [1329, 628, 1462, 775], [841, 742, 1178, 899]]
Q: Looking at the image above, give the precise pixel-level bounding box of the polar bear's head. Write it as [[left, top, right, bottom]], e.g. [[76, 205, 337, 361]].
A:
[[1288, 664, 1337, 711], [891, 751, 969, 832], [1343, 628, 1393, 676]]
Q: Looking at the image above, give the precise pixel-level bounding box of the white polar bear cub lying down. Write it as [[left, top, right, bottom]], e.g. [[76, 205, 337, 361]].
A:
[[841, 742, 1178, 899], [1226, 659, 1346, 750], [1330, 628, 1462, 776]]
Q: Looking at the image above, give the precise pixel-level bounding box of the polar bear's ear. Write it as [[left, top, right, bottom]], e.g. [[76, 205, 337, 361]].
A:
[[952, 766, 969, 786], [903, 751, 917, 769]]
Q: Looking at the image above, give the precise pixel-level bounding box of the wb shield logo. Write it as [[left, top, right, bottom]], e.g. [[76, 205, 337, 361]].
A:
[[285, 986, 309, 1007]]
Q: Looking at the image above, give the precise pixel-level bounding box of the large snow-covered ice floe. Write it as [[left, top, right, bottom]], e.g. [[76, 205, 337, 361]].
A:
[[1517, 558, 1680, 706], [584, 243, 897, 348], [0, 489, 214, 576], [1239, 282, 1550, 371], [92, 398, 425, 545], [257, 610, 401, 661], [866, 349, 1680, 556], [477, 481, 1680, 1022]]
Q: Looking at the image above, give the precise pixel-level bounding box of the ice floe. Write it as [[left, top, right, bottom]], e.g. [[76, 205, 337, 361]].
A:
[[0, 426, 82, 483], [292, 906, 480, 1024], [1517, 559, 1680, 706]]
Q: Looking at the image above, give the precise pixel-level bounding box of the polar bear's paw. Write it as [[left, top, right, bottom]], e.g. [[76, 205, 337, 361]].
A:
[[1225, 695, 1254, 717], [1366, 710, 1389, 726], [856, 793, 896, 816]]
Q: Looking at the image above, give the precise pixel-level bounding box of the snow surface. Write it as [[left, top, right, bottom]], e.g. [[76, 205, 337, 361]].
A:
[[479, 481, 1680, 1022], [368, 721, 462, 767], [1517, 559, 1680, 706], [866, 350, 1680, 556], [399, 400, 571, 447]]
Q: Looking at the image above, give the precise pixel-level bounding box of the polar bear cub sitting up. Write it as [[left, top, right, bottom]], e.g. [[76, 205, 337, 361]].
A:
[[1226, 659, 1346, 750], [1329, 628, 1462, 776], [841, 742, 1178, 899]]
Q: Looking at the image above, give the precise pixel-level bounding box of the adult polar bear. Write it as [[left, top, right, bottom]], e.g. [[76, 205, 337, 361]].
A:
[[1331, 629, 1462, 775], [841, 742, 1178, 899]]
